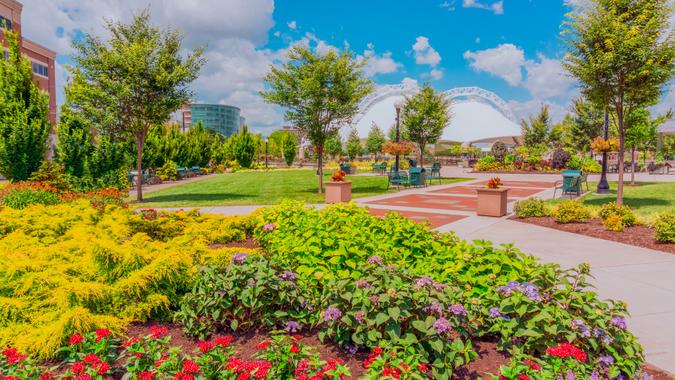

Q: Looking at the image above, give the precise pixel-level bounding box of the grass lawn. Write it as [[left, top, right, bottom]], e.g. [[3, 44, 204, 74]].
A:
[[132, 169, 469, 208], [548, 181, 675, 218]]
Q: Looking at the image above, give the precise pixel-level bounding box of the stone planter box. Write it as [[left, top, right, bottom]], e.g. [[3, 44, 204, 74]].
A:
[[476, 188, 509, 217], [325, 181, 352, 203]]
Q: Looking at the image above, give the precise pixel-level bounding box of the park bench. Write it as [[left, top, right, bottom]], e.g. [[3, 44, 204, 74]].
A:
[[553, 170, 587, 198], [387, 169, 410, 190]]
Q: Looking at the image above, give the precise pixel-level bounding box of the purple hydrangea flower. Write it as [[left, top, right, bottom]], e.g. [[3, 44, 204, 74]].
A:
[[598, 355, 614, 367], [346, 344, 358, 355], [285, 321, 300, 333], [590, 371, 600, 380], [247, 279, 256, 287], [432, 317, 453, 334], [262, 223, 276, 231], [610, 316, 627, 329], [324, 306, 342, 322], [488, 307, 502, 318], [415, 276, 434, 290], [496, 281, 541, 302], [279, 270, 298, 281], [449, 304, 468, 317], [566, 370, 577, 380], [572, 319, 591, 338], [355, 280, 370, 289], [432, 282, 447, 291], [385, 264, 395, 271], [424, 301, 444, 315], [233, 253, 248, 265], [640, 373, 654, 380], [369, 295, 379, 304], [368, 255, 383, 266], [354, 310, 365, 323]]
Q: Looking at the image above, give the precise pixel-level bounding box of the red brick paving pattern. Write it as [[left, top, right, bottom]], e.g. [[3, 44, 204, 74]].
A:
[[367, 208, 467, 228], [365, 194, 482, 212], [429, 185, 545, 198]]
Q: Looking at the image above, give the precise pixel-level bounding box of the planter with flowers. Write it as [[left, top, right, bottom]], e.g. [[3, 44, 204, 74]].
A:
[[325, 170, 351, 203], [476, 177, 509, 217]]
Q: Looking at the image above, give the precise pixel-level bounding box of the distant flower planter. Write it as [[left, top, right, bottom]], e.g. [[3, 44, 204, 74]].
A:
[[477, 178, 509, 217], [325, 181, 352, 203]]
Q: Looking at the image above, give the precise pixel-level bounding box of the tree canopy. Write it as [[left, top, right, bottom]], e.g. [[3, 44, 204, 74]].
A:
[[365, 123, 386, 158], [400, 84, 451, 166]]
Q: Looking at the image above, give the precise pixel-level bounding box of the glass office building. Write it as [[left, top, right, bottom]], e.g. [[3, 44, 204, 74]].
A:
[[190, 104, 241, 137]]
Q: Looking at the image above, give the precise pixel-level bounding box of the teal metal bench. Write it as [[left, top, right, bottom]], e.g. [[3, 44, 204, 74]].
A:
[[554, 170, 584, 197], [190, 166, 201, 175], [387, 170, 410, 190], [177, 167, 188, 179]]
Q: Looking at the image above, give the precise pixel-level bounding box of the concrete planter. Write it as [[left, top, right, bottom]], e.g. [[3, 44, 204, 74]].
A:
[[325, 181, 352, 203], [476, 188, 509, 217]]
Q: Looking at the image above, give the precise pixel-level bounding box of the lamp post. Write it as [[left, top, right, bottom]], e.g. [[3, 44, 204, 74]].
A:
[[264, 137, 269, 170], [394, 101, 404, 172], [596, 110, 610, 194]]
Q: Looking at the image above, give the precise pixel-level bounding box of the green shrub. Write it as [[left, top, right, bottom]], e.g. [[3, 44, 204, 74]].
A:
[[513, 198, 549, 218], [552, 200, 590, 223], [474, 155, 502, 171], [0, 188, 60, 209], [156, 160, 178, 181], [602, 214, 625, 232], [653, 211, 675, 243], [491, 141, 508, 163], [599, 202, 637, 228]]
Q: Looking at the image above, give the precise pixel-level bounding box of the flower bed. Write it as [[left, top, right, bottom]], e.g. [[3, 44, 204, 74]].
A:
[[0, 199, 669, 378]]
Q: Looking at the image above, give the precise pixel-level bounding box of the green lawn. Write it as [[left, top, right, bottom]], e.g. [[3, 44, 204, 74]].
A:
[[133, 169, 469, 208], [548, 181, 675, 218]]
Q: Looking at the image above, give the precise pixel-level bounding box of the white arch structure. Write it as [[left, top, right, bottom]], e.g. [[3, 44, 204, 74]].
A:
[[351, 84, 521, 143]]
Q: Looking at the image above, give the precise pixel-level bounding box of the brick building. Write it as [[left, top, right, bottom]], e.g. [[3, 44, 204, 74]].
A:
[[1, 0, 57, 124]]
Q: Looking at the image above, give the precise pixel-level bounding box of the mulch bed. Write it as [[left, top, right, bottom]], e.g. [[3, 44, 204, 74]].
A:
[[510, 216, 675, 254], [208, 237, 260, 250]]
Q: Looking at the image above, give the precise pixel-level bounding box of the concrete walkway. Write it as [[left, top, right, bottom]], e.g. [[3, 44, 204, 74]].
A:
[[155, 169, 675, 373]]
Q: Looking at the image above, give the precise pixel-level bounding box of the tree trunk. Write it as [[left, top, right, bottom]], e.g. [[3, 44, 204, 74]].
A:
[[630, 146, 636, 185], [317, 143, 324, 194], [135, 132, 145, 203], [419, 142, 424, 168], [616, 105, 625, 206]]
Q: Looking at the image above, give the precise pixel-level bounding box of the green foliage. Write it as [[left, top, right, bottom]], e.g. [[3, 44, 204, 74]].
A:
[[0, 29, 51, 181], [514, 198, 549, 218], [401, 84, 451, 167], [322, 263, 476, 378], [261, 45, 373, 192], [565, 99, 604, 154], [599, 202, 637, 228], [566, 156, 602, 173], [552, 200, 591, 223], [653, 211, 675, 243], [0, 188, 60, 210], [86, 135, 129, 180], [67, 10, 204, 201], [156, 160, 178, 181], [175, 255, 318, 339], [474, 155, 503, 171], [231, 125, 256, 168], [56, 106, 94, 177], [490, 141, 508, 163], [602, 214, 625, 232], [521, 105, 552, 148], [551, 148, 572, 170], [183, 121, 214, 168], [346, 128, 362, 160], [281, 132, 299, 167], [324, 134, 344, 158], [365, 123, 386, 156]]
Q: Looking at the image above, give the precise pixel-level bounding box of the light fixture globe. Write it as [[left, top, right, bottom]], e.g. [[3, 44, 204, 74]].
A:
[[394, 100, 405, 111]]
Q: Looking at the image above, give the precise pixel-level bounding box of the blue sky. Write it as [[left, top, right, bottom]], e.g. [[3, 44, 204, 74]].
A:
[[17, 0, 674, 133]]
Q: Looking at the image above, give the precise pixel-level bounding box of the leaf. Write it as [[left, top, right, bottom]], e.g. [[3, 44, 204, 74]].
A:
[[388, 306, 400, 320], [412, 320, 427, 333], [375, 312, 389, 326]]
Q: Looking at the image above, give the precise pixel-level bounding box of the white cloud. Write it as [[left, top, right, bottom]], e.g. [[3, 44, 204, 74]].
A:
[[464, 43, 525, 86], [462, 0, 504, 15], [412, 36, 442, 67], [428, 68, 444, 80], [507, 99, 568, 124], [439, 1, 456, 11], [475, 37, 481, 44], [362, 49, 402, 77], [402, 77, 420, 90], [522, 55, 576, 99], [652, 82, 675, 116], [287, 20, 297, 30]]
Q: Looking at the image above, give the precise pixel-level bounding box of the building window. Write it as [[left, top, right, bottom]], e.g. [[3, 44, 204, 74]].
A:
[[31, 62, 49, 77], [0, 16, 11, 30]]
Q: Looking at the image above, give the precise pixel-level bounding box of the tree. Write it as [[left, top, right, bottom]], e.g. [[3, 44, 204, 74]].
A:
[[55, 105, 94, 177], [0, 29, 51, 181], [325, 133, 344, 158], [566, 98, 604, 155], [67, 11, 204, 201], [491, 141, 508, 162], [520, 104, 551, 148], [625, 108, 663, 183], [365, 122, 386, 159], [86, 135, 129, 179], [281, 132, 299, 166], [346, 128, 362, 160], [261, 46, 372, 193], [562, 0, 674, 205], [184, 121, 214, 167], [400, 85, 451, 167], [232, 125, 256, 168]]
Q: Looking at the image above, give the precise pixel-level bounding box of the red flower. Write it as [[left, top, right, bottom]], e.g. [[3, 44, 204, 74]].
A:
[[71, 361, 86, 374], [292, 335, 302, 340], [1, 348, 25, 364], [524, 360, 540, 371], [68, 334, 84, 346], [155, 357, 167, 368], [139, 370, 155, 380], [236, 373, 251, 380], [123, 337, 140, 348], [174, 373, 194, 380], [75, 376, 92, 380], [518, 375, 531, 380], [97, 362, 111, 375], [255, 341, 270, 350], [545, 343, 587, 363], [150, 325, 169, 339], [197, 341, 213, 353], [213, 335, 234, 347], [417, 363, 428, 373], [372, 347, 383, 355], [135, 352, 144, 358], [39, 374, 54, 380], [83, 354, 101, 365], [95, 329, 111, 342], [290, 344, 301, 353], [182, 359, 200, 374]]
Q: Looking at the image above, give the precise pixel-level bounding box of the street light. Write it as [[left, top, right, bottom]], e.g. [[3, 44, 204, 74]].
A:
[[394, 100, 404, 172], [596, 111, 610, 194], [264, 137, 269, 170]]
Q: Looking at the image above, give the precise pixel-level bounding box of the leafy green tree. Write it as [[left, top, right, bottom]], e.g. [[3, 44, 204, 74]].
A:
[[55, 105, 93, 177], [281, 132, 299, 167], [521, 104, 551, 148], [261, 46, 372, 193], [325, 133, 344, 158], [67, 11, 204, 201], [232, 125, 256, 168], [401, 84, 451, 167], [184, 121, 214, 167], [86, 135, 129, 179], [562, 0, 675, 204], [625, 108, 663, 183], [0, 29, 51, 181], [388, 124, 409, 142], [366, 122, 386, 159], [565, 98, 604, 155], [346, 128, 362, 160]]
